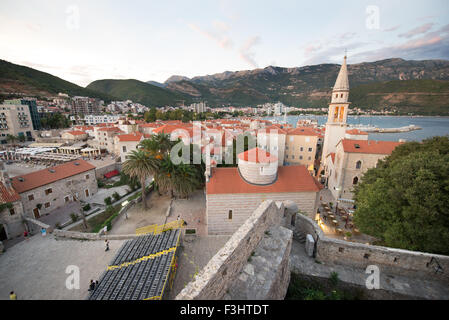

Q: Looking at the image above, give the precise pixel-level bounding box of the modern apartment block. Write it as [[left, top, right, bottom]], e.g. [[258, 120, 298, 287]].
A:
[[0, 103, 34, 144], [72, 96, 102, 115], [4, 98, 41, 131]]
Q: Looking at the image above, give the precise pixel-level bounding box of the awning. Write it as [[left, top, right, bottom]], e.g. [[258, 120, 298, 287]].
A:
[[104, 170, 119, 179]]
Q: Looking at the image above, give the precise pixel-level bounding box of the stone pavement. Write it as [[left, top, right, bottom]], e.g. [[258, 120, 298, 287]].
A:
[[89, 185, 132, 206], [289, 240, 449, 300], [0, 233, 125, 300], [109, 192, 171, 235], [168, 190, 207, 236], [38, 201, 82, 228]]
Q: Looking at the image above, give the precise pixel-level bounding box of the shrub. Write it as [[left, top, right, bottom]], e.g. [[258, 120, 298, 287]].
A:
[[329, 272, 339, 287], [70, 213, 79, 223], [83, 204, 91, 212], [104, 197, 112, 205], [112, 192, 120, 202], [97, 180, 105, 188]]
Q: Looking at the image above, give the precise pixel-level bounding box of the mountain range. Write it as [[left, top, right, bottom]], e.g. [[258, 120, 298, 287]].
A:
[[1, 58, 449, 115]]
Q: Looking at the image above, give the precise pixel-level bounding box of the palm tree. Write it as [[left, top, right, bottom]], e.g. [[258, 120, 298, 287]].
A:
[[155, 156, 200, 199], [6, 134, 17, 145], [122, 149, 158, 209]]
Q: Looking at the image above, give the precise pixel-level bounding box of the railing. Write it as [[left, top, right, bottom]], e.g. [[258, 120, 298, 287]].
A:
[[136, 219, 184, 236]]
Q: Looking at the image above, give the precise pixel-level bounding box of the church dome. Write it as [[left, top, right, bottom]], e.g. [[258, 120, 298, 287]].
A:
[[237, 148, 278, 185]]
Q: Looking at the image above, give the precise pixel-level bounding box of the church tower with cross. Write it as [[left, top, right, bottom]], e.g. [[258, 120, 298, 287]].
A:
[[321, 55, 351, 163]]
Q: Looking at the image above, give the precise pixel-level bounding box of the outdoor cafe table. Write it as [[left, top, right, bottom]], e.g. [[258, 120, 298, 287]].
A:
[[332, 219, 338, 226]]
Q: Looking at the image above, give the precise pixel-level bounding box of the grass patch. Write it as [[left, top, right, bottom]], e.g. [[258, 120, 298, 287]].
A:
[[285, 272, 363, 300], [69, 204, 122, 233]]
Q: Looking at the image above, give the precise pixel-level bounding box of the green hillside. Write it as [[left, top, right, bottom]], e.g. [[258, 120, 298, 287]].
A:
[[350, 79, 449, 115], [0, 59, 114, 102], [87, 79, 191, 107]]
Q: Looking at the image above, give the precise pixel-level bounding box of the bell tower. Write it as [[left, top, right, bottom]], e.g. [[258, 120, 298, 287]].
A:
[[322, 56, 351, 162]]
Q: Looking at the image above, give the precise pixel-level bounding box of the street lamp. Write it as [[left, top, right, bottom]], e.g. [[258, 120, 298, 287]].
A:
[[335, 186, 342, 214]]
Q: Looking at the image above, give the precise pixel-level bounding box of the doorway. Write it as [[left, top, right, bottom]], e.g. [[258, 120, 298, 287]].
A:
[[0, 224, 7, 241], [33, 207, 40, 219]]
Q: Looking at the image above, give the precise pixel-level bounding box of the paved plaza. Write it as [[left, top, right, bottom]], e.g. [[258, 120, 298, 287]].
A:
[[0, 234, 125, 300]]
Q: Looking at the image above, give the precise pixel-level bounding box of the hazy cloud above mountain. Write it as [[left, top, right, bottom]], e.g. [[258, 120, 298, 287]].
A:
[[399, 23, 434, 38], [239, 36, 261, 68], [1, 0, 448, 86]]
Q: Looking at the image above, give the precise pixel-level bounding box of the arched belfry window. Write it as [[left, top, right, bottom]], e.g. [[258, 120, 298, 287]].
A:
[[356, 160, 362, 169], [353, 176, 359, 185]]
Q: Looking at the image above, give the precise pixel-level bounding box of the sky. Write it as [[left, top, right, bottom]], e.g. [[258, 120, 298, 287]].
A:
[[1, 0, 448, 87]]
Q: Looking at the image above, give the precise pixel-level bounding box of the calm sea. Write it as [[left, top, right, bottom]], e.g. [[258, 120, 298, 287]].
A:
[[264, 116, 449, 142]]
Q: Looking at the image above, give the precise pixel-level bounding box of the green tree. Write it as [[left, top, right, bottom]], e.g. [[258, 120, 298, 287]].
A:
[[122, 149, 158, 209], [353, 136, 449, 255]]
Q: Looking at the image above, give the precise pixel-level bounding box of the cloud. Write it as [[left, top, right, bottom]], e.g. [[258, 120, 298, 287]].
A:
[[398, 23, 434, 39], [187, 22, 233, 49], [302, 42, 369, 65], [384, 25, 400, 32], [351, 31, 449, 63], [239, 36, 260, 68]]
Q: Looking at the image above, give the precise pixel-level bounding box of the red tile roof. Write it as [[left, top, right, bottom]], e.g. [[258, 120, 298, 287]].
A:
[[116, 132, 143, 142], [346, 129, 368, 135], [287, 127, 320, 136], [0, 181, 21, 203], [238, 148, 278, 163], [65, 130, 86, 136], [11, 159, 96, 193], [98, 127, 123, 133], [207, 165, 322, 194], [340, 139, 402, 154], [152, 124, 193, 135]]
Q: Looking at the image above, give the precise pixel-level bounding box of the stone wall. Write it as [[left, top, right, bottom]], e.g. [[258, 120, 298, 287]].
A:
[[0, 201, 26, 239], [20, 169, 98, 219], [95, 162, 120, 180], [207, 192, 317, 235], [176, 200, 284, 300], [227, 225, 293, 299], [294, 214, 449, 282]]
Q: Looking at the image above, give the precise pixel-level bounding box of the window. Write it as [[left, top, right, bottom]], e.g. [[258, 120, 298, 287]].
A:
[[308, 148, 313, 152], [356, 160, 362, 169], [353, 177, 359, 185], [44, 202, 51, 208], [286, 155, 289, 159], [9, 208, 15, 215], [341, 94, 343, 98], [28, 194, 34, 201], [299, 156, 303, 160], [308, 157, 311, 160], [64, 196, 70, 203], [122, 146, 127, 152], [291, 155, 295, 159], [85, 174, 90, 180], [228, 210, 233, 220], [45, 188, 52, 195], [300, 147, 303, 152]]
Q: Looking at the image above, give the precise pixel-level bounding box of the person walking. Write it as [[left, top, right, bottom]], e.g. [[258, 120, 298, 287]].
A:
[[88, 280, 95, 292], [105, 239, 110, 252], [9, 291, 17, 300]]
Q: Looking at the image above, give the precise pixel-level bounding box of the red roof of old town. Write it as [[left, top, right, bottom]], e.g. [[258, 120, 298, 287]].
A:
[[340, 139, 402, 154], [11, 160, 95, 193], [116, 132, 143, 142], [0, 181, 21, 203], [346, 129, 369, 135], [207, 165, 322, 195], [65, 130, 86, 136], [287, 127, 320, 136], [98, 127, 123, 133], [238, 148, 278, 163]]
